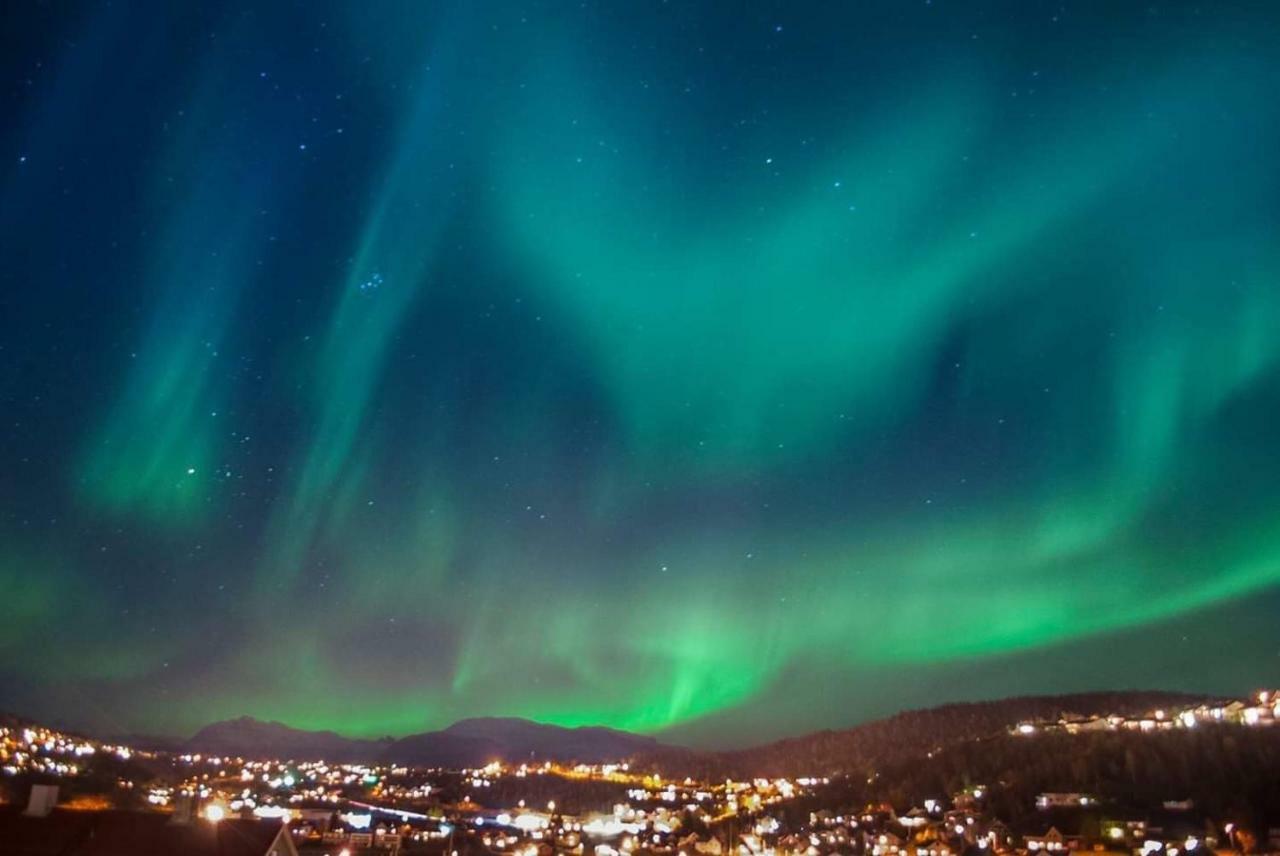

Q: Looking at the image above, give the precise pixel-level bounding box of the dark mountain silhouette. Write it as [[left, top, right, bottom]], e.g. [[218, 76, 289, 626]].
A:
[[386, 717, 660, 766], [808, 722, 1280, 829], [691, 690, 1219, 778], [137, 689, 1225, 771], [183, 715, 659, 765], [185, 716, 392, 762]]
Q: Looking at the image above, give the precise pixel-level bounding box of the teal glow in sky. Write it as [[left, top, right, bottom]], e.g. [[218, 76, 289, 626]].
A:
[[2, 1, 1279, 747]]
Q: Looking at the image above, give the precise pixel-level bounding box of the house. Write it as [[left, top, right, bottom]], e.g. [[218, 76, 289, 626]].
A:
[[908, 841, 954, 856], [986, 821, 1014, 852], [873, 831, 905, 855], [1035, 794, 1094, 810], [1023, 826, 1069, 852], [901, 808, 932, 829], [1063, 717, 1113, 734], [1220, 701, 1247, 722], [1241, 706, 1273, 726], [1100, 819, 1147, 844], [0, 805, 298, 856]]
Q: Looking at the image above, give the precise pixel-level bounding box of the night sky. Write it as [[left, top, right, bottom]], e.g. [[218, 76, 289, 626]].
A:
[[3, 1, 1280, 749]]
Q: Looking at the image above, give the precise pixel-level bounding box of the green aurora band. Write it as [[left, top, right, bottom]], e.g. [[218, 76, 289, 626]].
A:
[[2, 2, 1280, 746]]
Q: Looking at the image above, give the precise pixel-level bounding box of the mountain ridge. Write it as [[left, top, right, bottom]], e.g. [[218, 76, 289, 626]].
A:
[[174, 689, 1219, 772], [181, 713, 662, 766], [704, 689, 1221, 777], [185, 715, 393, 763]]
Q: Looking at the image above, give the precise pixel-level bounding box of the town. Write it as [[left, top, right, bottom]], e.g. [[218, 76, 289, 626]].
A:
[[1010, 691, 1280, 737], [2, 691, 1279, 856]]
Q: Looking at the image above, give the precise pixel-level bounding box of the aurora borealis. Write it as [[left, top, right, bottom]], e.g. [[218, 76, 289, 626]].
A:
[[3, 1, 1280, 749]]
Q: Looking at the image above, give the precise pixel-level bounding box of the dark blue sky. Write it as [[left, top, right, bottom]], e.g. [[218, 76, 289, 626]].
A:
[[2, 1, 1279, 747]]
